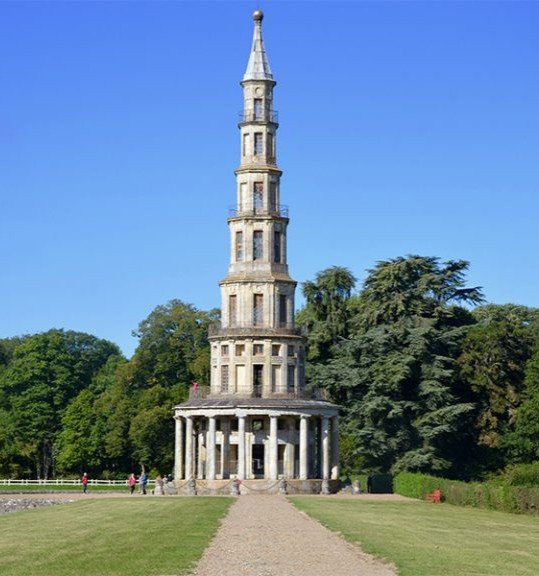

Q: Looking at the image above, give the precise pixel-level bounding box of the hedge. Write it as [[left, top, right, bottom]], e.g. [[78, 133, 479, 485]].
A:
[[394, 472, 539, 516]]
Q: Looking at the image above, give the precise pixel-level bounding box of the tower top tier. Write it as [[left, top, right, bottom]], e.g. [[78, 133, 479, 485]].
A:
[[243, 11, 273, 81]]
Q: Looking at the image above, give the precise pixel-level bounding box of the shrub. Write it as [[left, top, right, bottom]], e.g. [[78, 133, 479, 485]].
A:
[[504, 462, 539, 487], [394, 472, 539, 516]]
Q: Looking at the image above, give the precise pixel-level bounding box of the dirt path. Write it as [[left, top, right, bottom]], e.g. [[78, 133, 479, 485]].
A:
[[191, 495, 396, 576]]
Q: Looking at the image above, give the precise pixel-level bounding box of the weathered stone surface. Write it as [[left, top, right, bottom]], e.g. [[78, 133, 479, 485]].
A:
[[0, 497, 73, 516]]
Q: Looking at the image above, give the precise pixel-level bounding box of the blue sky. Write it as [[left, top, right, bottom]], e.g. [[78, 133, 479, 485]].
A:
[[1, 1, 538, 358]]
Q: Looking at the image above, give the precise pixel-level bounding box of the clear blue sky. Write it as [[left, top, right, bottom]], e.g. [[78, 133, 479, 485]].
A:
[[1, 1, 538, 358]]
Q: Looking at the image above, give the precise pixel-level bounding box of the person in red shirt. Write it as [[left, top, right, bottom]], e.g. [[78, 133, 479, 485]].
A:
[[127, 473, 136, 495], [81, 472, 88, 494]]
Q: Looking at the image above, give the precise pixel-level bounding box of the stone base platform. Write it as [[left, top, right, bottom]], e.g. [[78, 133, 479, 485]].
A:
[[173, 478, 340, 496]]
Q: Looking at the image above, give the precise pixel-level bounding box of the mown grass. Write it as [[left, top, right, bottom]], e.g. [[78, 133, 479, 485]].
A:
[[0, 497, 233, 576], [291, 497, 539, 576]]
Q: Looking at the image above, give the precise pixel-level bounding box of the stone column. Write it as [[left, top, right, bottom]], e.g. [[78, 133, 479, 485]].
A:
[[197, 428, 205, 479], [299, 415, 309, 480], [284, 419, 295, 477], [269, 415, 278, 480], [207, 416, 216, 480], [321, 416, 330, 481], [222, 418, 231, 479], [174, 416, 184, 480], [238, 415, 246, 480], [331, 415, 340, 480], [185, 416, 194, 480]]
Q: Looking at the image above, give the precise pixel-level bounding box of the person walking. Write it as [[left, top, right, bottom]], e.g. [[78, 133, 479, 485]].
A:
[[128, 473, 136, 495], [139, 471, 148, 495], [81, 472, 89, 494]]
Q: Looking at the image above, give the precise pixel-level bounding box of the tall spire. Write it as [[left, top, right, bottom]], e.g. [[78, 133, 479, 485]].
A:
[[243, 10, 273, 81]]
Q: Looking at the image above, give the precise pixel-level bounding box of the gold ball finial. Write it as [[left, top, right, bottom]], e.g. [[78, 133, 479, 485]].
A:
[[253, 10, 264, 22]]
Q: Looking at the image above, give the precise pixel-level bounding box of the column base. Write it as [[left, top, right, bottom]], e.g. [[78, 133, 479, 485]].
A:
[[187, 479, 197, 496]]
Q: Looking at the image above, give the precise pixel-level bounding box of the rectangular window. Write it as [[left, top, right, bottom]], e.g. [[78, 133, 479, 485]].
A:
[[279, 294, 287, 327], [229, 295, 237, 327], [287, 344, 295, 357], [253, 182, 264, 212], [287, 365, 295, 393], [235, 344, 245, 356], [239, 182, 247, 211], [235, 364, 245, 393], [235, 231, 243, 261], [254, 98, 263, 120], [253, 294, 263, 326], [271, 365, 280, 392], [254, 132, 263, 155], [253, 365, 264, 394], [274, 231, 281, 263], [267, 133, 274, 159], [221, 365, 229, 393], [242, 134, 249, 157], [253, 230, 263, 260], [221, 345, 229, 357], [253, 343, 264, 356], [272, 344, 281, 357], [269, 182, 277, 212]]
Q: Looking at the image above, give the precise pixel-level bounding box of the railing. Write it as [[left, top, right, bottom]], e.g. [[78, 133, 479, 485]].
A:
[[241, 155, 278, 166], [189, 385, 210, 400], [238, 110, 279, 123], [187, 385, 328, 402], [208, 323, 301, 337], [228, 204, 289, 218], [0, 478, 158, 486]]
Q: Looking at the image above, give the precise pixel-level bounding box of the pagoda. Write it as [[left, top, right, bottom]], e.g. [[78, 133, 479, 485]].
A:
[[173, 11, 339, 494]]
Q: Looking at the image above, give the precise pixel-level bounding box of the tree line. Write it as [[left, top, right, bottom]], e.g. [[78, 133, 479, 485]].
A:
[[1, 254, 538, 481], [298, 256, 539, 480]]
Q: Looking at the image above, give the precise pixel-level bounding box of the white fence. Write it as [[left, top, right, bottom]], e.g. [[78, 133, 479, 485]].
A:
[[0, 478, 155, 486]]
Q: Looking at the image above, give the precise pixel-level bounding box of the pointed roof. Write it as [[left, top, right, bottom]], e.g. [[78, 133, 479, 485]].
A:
[[243, 10, 273, 82]]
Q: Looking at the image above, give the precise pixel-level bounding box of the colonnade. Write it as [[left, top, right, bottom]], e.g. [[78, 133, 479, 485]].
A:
[[174, 411, 339, 482]]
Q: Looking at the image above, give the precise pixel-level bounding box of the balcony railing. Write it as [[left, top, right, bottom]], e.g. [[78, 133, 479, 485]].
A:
[[187, 385, 329, 402], [208, 323, 301, 337], [228, 204, 289, 218], [238, 110, 279, 124], [241, 156, 278, 167]]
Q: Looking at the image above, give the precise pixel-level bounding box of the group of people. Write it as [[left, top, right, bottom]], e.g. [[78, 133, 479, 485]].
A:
[[127, 472, 171, 495], [80, 471, 171, 495]]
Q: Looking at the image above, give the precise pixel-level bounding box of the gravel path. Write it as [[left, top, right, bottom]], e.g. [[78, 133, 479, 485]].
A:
[[191, 495, 396, 576]]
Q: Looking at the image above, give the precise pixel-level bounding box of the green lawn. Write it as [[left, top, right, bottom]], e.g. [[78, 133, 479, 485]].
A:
[[291, 497, 539, 576], [0, 497, 233, 576]]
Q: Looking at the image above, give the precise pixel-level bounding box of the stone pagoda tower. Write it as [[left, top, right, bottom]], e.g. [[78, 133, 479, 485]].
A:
[[174, 11, 339, 495]]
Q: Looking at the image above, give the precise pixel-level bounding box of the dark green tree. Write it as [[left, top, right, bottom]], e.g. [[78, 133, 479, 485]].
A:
[[504, 347, 539, 462], [458, 320, 534, 451], [311, 256, 483, 475], [299, 266, 356, 362]]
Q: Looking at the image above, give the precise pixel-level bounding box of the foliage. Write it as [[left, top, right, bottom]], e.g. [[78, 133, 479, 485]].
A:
[[502, 462, 539, 487], [298, 266, 356, 362], [130, 299, 218, 389], [0, 299, 213, 478], [458, 319, 534, 450], [0, 330, 121, 478], [313, 256, 483, 475], [504, 347, 539, 462], [393, 471, 539, 516]]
